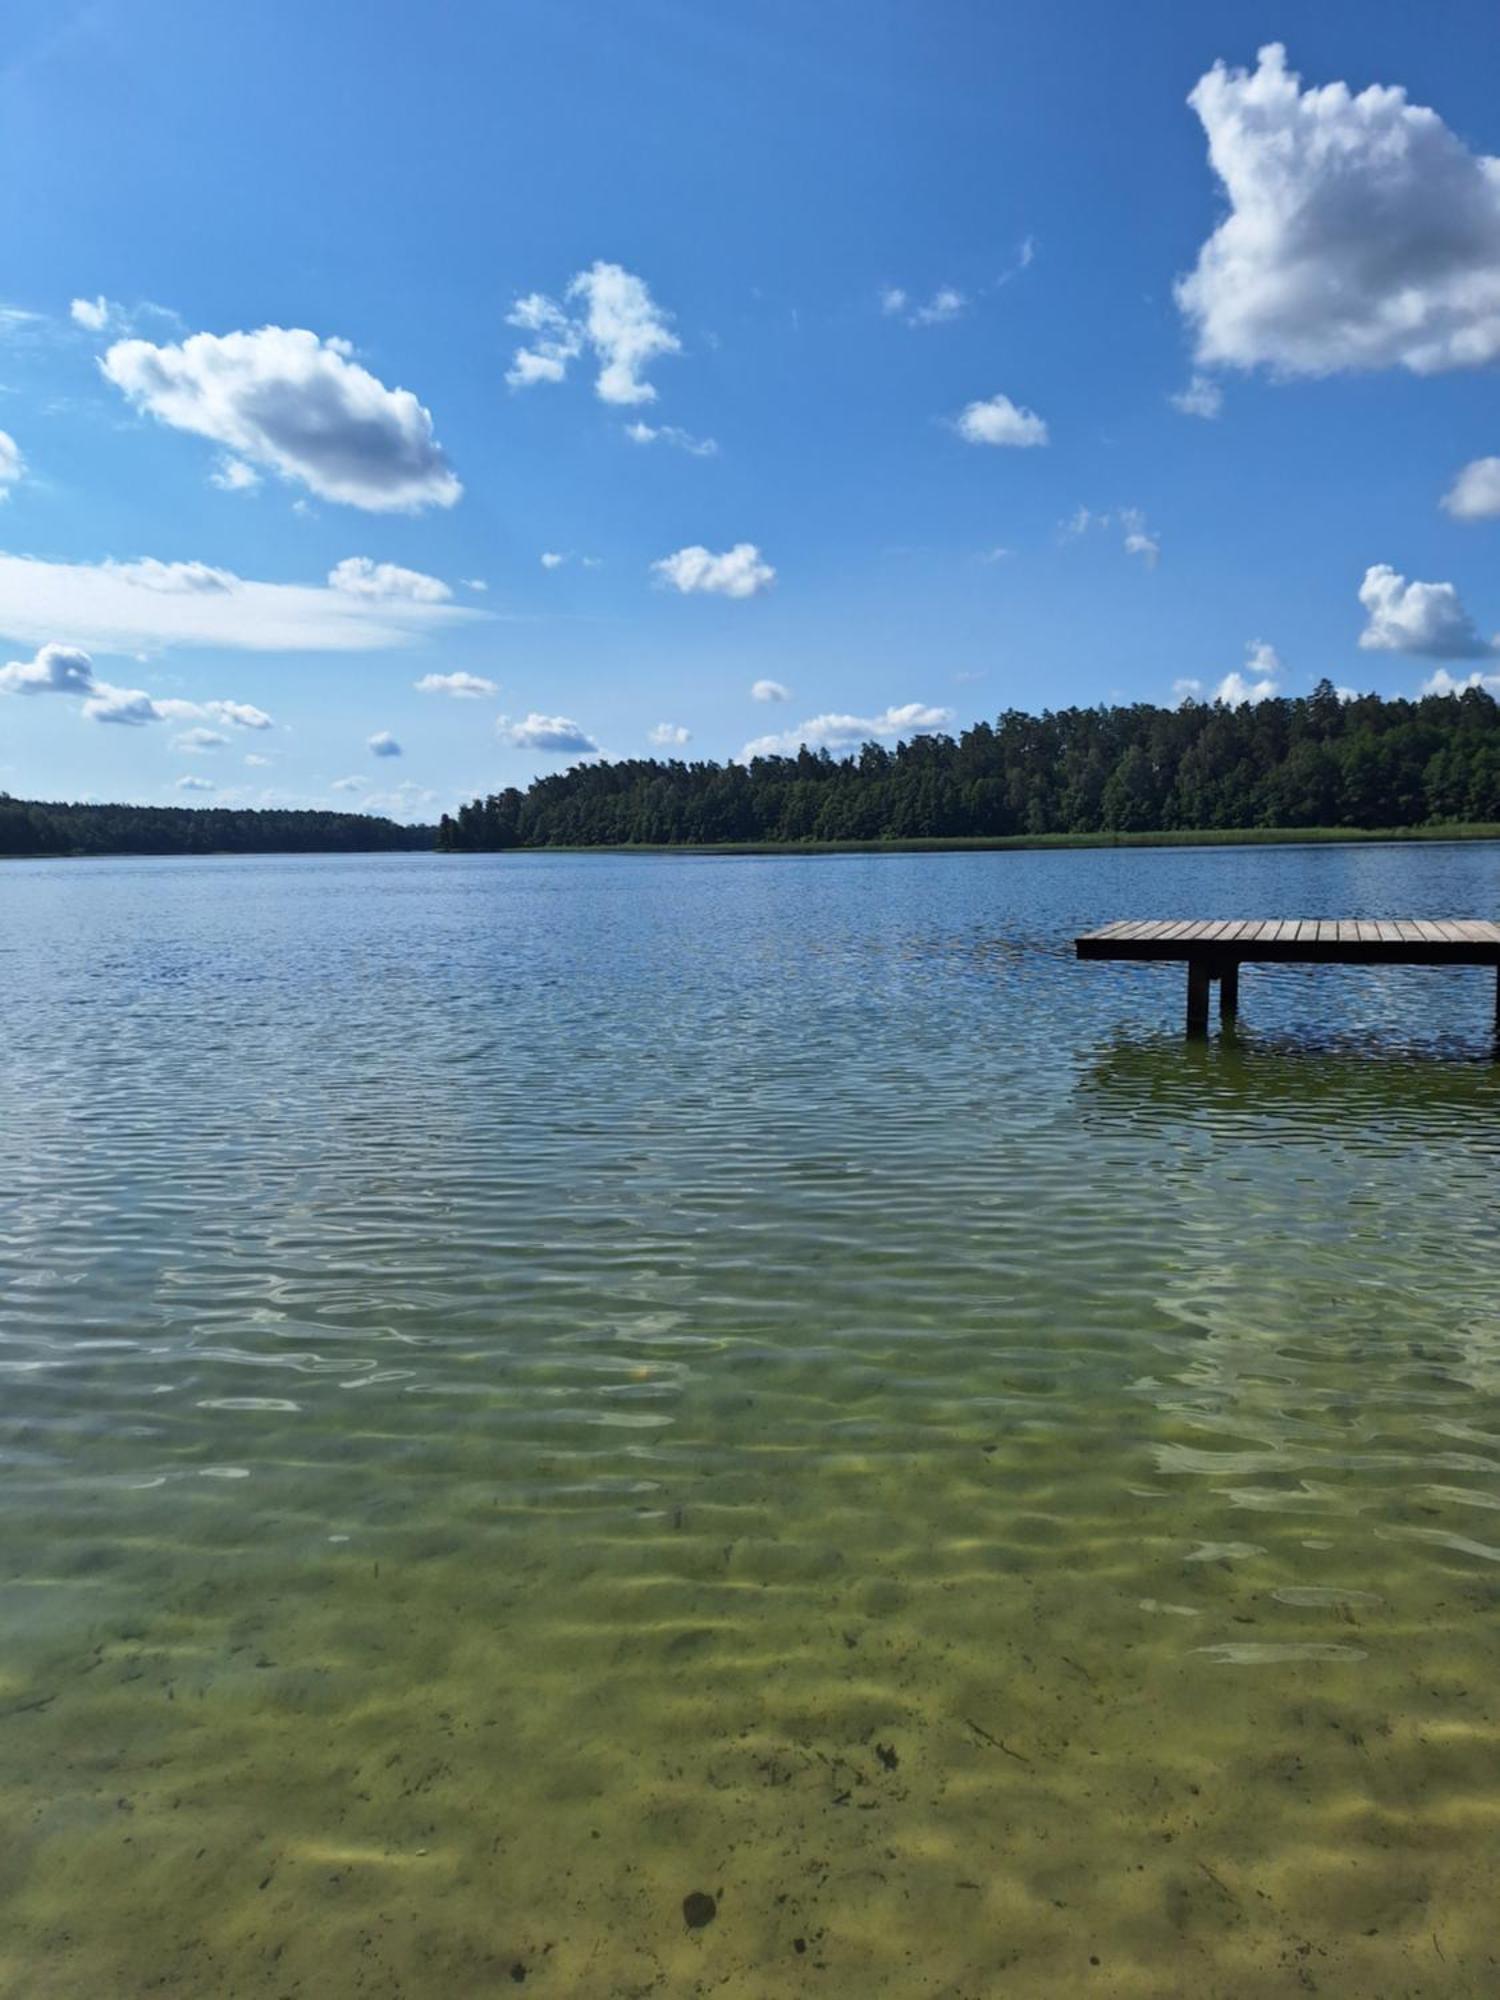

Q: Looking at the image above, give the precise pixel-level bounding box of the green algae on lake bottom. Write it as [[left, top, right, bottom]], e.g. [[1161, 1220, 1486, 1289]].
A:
[[1, 845, 1499, 1996]]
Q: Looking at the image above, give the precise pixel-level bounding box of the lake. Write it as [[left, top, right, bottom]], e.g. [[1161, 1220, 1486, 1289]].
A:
[[3, 842, 1499, 1997]]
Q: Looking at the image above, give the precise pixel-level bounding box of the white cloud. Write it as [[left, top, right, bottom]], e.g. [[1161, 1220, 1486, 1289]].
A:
[[742, 701, 954, 759], [882, 283, 968, 327], [955, 394, 1048, 447], [363, 780, 439, 819], [649, 722, 691, 746], [461, 577, 488, 592], [1442, 457, 1500, 521], [368, 730, 402, 757], [507, 262, 680, 405], [652, 542, 775, 599], [1421, 665, 1500, 696], [1120, 508, 1161, 568], [504, 293, 583, 388], [913, 286, 966, 326], [540, 551, 567, 569], [100, 325, 462, 510], [978, 545, 1013, 564], [83, 682, 160, 725], [0, 551, 482, 655], [1178, 44, 1500, 376], [210, 455, 261, 492], [0, 642, 95, 696], [328, 556, 451, 603], [175, 775, 214, 792], [1214, 641, 1282, 706], [415, 670, 497, 698], [330, 775, 364, 792], [624, 420, 718, 456], [499, 712, 599, 754], [244, 753, 272, 767], [0, 642, 275, 733], [174, 726, 228, 752], [110, 557, 236, 594], [70, 295, 112, 332], [1169, 375, 1223, 419], [751, 678, 790, 702], [0, 429, 25, 496], [1173, 677, 1204, 702], [1358, 563, 1495, 658], [156, 697, 274, 730], [1064, 507, 1161, 565]]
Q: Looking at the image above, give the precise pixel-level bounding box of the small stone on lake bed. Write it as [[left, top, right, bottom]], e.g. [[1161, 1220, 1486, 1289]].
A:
[[682, 1891, 717, 1929]]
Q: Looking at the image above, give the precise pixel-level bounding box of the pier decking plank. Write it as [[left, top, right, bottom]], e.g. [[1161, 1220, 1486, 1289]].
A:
[[1075, 918, 1500, 1034]]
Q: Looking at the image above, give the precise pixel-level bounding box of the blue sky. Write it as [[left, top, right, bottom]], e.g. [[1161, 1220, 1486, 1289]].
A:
[[3, 0, 1500, 817]]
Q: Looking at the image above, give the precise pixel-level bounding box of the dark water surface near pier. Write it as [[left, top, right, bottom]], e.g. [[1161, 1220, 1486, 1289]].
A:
[[2, 844, 1499, 1996]]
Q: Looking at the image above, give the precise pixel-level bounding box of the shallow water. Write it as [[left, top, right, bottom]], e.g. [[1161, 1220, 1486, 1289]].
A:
[[2, 843, 1499, 1997]]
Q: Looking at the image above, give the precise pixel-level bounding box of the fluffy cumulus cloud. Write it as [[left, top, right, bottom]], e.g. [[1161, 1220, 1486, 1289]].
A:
[[173, 726, 228, 753], [0, 552, 481, 655], [742, 701, 953, 760], [499, 712, 599, 754], [649, 722, 691, 746], [751, 679, 790, 703], [652, 543, 775, 598], [71, 295, 112, 331], [415, 670, 497, 698], [100, 326, 462, 510], [507, 262, 679, 405], [1178, 44, 1500, 376], [83, 683, 162, 725], [328, 556, 451, 602], [1358, 563, 1495, 658], [955, 393, 1048, 447], [624, 420, 718, 456], [1169, 375, 1223, 419], [0, 429, 24, 495], [1215, 641, 1283, 706], [1442, 457, 1500, 521], [175, 775, 214, 792], [0, 642, 95, 695], [1422, 666, 1500, 696], [368, 731, 402, 758], [0, 639, 272, 732]]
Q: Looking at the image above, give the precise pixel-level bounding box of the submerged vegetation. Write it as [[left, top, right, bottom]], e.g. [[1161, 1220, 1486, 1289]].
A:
[[441, 682, 1500, 850], [0, 795, 434, 858]]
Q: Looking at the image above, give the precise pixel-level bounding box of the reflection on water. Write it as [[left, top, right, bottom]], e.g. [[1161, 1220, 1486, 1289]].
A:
[[1, 844, 1499, 1996]]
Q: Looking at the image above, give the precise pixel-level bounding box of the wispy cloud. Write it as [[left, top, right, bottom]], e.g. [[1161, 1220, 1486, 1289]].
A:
[[0, 552, 485, 655]]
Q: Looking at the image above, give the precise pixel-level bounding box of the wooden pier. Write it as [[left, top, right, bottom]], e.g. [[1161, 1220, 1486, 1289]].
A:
[[1075, 918, 1500, 1035]]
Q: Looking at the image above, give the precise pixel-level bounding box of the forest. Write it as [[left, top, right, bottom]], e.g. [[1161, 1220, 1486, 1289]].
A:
[[0, 796, 435, 858], [439, 681, 1500, 850]]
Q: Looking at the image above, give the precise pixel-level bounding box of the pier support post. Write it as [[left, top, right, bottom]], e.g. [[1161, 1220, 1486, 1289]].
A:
[[1220, 959, 1240, 1024], [1186, 957, 1211, 1037]]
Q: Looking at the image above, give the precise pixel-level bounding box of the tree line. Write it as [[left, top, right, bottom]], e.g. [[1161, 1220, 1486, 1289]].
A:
[[0, 796, 435, 858], [439, 681, 1500, 849]]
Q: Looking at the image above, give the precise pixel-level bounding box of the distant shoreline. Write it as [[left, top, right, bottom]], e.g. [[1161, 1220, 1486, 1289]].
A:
[[8, 821, 1500, 863], [461, 823, 1500, 857]]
